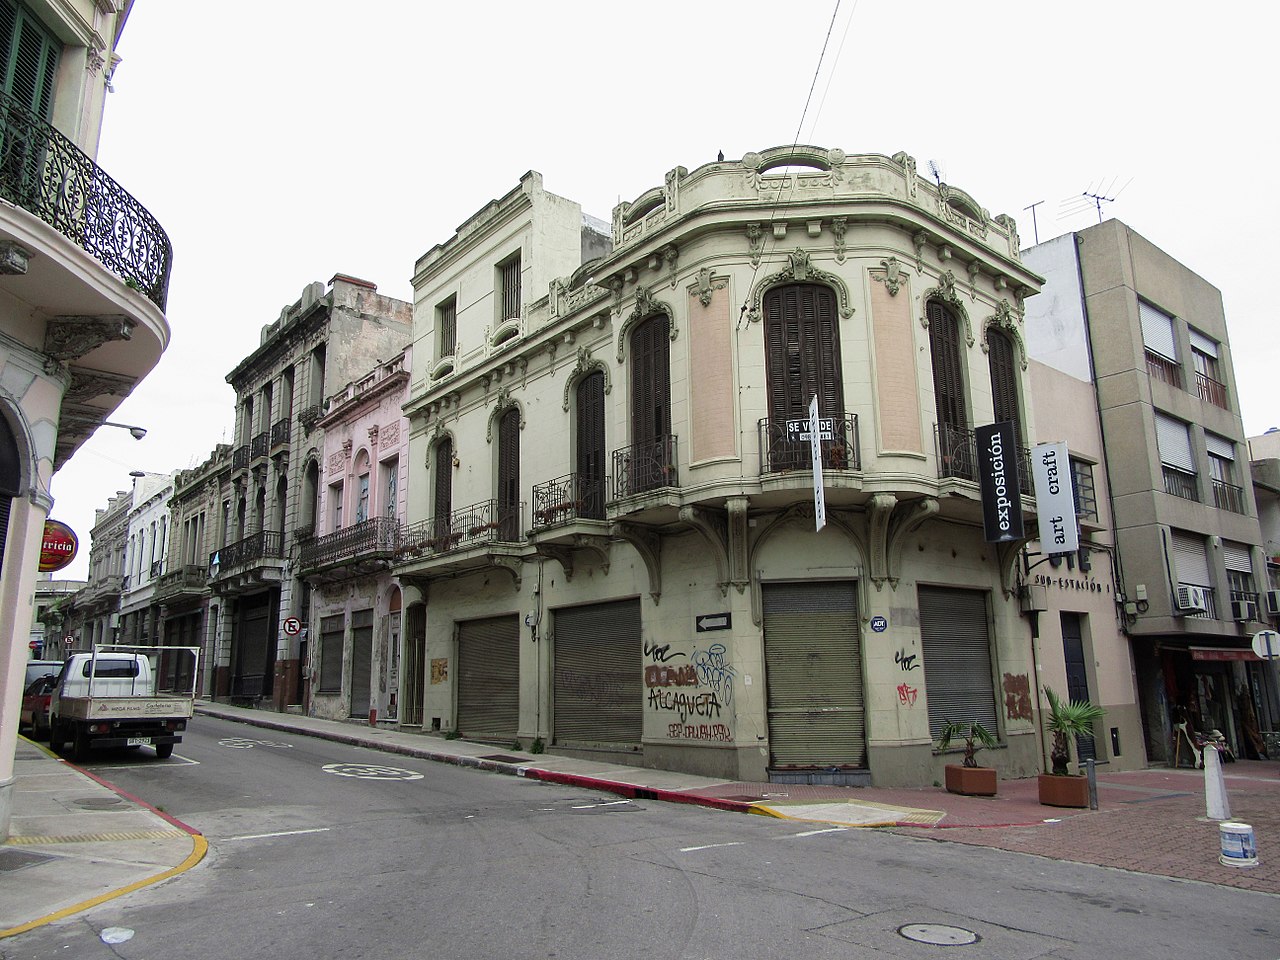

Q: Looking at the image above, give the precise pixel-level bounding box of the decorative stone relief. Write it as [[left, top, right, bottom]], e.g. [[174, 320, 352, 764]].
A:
[[615, 286, 677, 364], [485, 386, 525, 442], [561, 346, 611, 411], [912, 231, 928, 271], [982, 300, 1029, 370], [994, 213, 1022, 262], [367, 425, 379, 447], [63, 366, 136, 405], [746, 250, 855, 323], [746, 222, 764, 267], [832, 217, 848, 263], [872, 256, 904, 297], [892, 151, 918, 200], [0, 241, 32, 275], [44, 315, 135, 362], [692, 268, 728, 308], [967, 260, 980, 301], [380, 421, 400, 447], [663, 244, 679, 288], [920, 271, 974, 346]]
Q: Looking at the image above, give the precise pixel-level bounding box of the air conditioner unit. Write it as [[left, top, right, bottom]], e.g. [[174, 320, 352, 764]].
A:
[[1175, 585, 1207, 614], [1231, 599, 1258, 622], [1265, 589, 1280, 618]]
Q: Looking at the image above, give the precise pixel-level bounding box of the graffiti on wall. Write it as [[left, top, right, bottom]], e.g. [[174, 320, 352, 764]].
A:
[[644, 640, 685, 663], [897, 682, 919, 707], [647, 688, 723, 723], [559, 670, 631, 701], [645, 664, 699, 687], [1003, 673, 1033, 721], [894, 648, 919, 671], [691, 643, 735, 706], [646, 639, 736, 741], [667, 722, 732, 741]]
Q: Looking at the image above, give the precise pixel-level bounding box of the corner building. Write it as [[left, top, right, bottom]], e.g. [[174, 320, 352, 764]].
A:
[[397, 150, 1043, 786]]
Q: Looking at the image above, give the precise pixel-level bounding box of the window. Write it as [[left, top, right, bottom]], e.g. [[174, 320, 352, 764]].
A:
[[1224, 541, 1256, 604], [382, 457, 399, 518], [1189, 328, 1227, 408], [1155, 412, 1198, 502], [1171, 529, 1214, 618], [928, 300, 971, 480], [624, 313, 673, 495], [318, 614, 344, 694], [763, 283, 844, 470], [356, 473, 369, 523], [1070, 458, 1098, 521], [576, 371, 606, 519], [438, 296, 457, 357], [987, 327, 1022, 447], [497, 407, 520, 540], [1206, 433, 1244, 513], [330, 482, 344, 529], [498, 254, 521, 322], [0, 2, 60, 118], [434, 438, 453, 537], [1139, 301, 1181, 387]]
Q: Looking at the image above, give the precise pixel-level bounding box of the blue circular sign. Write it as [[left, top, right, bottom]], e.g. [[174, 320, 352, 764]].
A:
[[870, 616, 888, 633]]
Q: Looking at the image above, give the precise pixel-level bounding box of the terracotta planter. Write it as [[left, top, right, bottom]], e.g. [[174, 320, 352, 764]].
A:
[[1038, 773, 1090, 808], [945, 763, 997, 796]]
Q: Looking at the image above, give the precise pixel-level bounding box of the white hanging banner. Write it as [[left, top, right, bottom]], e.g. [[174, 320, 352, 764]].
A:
[[1031, 441, 1079, 553], [809, 395, 826, 532]]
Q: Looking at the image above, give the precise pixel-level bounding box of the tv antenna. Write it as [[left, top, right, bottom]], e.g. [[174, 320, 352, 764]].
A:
[[927, 159, 945, 185], [1023, 200, 1045, 244], [1082, 190, 1115, 223]]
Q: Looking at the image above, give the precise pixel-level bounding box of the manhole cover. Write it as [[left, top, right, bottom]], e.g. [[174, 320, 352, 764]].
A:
[[0, 848, 55, 872], [898, 923, 980, 946], [478, 755, 525, 764], [72, 797, 124, 809]]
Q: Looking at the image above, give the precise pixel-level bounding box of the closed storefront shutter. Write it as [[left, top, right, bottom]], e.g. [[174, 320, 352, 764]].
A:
[[1171, 530, 1210, 585], [762, 581, 865, 768], [456, 615, 519, 740], [918, 586, 996, 739], [349, 608, 374, 718], [401, 605, 426, 726], [553, 599, 642, 746], [319, 614, 344, 694]]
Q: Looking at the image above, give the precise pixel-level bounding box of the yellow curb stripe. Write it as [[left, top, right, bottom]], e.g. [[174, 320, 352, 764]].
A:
[[0, 834, 208, 940], [8, 830, 189, 844], [747, 804, 788, 818]]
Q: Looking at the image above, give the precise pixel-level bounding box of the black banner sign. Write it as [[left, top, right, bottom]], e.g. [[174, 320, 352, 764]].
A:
[[976, 421, 1024, 543]]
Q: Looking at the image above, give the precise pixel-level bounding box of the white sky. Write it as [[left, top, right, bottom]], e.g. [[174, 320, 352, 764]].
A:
[[47, 1, 1279, 580]]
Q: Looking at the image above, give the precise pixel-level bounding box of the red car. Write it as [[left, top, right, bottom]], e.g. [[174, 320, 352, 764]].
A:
[[20, 667, 61, 740]]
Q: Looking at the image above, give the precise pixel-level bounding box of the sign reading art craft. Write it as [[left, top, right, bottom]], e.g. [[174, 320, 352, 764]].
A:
[[38, 519, 79, 572]]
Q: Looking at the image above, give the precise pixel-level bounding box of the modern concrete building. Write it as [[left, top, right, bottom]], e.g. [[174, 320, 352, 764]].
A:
[[393, 151, 1047, 787], [0, 0, 173, 837], [209, 275, 410, 710], [298, 347, 411, 723], [1024, 222, 1271, 764]]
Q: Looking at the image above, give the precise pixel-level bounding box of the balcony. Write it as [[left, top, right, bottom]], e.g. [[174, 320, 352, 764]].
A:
[[154, 565, 209, 602], [397, 500, 524, 560], [1178, 582, 1218, 620], [612, 435, 678, 499], [209, 530, 285, 594], [0, 90, 172, 309], [270, 417, 291, 450], [531, 473, 609, 530], [1145, 350, 1182, 389], [1196, 372, 1228, 409], [936, 423, 1033, 496], [298, 404, 324, 433], [150, 560, 163, 578], [759, 414, 860, 473], [1162, 465, 1200, 502], [1212, 478, 1246, 514], [250, 431, 269, 461], [298, 517, 401, 582], [232, 444, 250, 470]]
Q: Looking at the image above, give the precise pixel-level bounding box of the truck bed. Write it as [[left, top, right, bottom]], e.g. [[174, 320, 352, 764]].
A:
[[57, 695, 195, 722]]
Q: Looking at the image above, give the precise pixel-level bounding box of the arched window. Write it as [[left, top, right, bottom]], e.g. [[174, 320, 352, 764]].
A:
[[627, 314, 672, 494], [575, 370, 606, 518], [763, 283, 844, 469], [497, 408, 520, 540], [928, 300, 971, 480], [987, 327, 1022, 447]]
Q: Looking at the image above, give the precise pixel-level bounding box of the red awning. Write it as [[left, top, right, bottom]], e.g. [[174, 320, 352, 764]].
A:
[[1189, 646, 1261, 662]]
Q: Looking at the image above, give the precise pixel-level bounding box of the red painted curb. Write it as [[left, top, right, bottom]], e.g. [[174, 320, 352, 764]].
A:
[[64, 760, 204, 837], [518, 767, 755, 813]]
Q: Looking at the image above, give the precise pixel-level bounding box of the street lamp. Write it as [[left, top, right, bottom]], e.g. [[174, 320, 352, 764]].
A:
[[101, 420, 147, 440]]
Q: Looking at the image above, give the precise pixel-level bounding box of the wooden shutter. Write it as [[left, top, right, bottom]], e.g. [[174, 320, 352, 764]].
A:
[[630, 314, 670, 443], [918, 586, 995, 739], [575, 370, 606, 518], [319, 614, 344, 694], [987, 328, 1022, 445], [434, 438, 452, 536], [553, 600, 642, 746], [1, 1, 59, 118], [401, 604, 426, 726], [763, 283, 843, 423], [349, 608, 374, 717], [497, 408, 520, 540], [928, 302, 967, 431]]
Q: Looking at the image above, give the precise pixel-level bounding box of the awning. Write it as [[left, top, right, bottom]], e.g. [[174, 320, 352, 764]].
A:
[[1189, 646, 1261, 662]]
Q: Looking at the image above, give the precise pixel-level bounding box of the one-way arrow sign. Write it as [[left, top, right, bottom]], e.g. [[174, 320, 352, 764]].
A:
[[695, 613, 732, 632]]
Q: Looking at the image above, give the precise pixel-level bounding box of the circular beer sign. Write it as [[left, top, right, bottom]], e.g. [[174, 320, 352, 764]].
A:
[[39, 519, 79, 573]]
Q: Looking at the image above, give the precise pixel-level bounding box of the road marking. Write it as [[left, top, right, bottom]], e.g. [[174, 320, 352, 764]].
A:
[[790, 827, 848, 837], [222, 827, 332, 842], [680, 842, 744, 852], [321, 762, 423, 781], [570, 800, 634, 809]]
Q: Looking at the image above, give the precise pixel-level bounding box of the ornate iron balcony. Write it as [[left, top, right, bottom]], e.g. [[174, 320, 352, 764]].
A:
[[0, 90, 172, 309], [250, 431, 268, 460], [270, 417, 291, 448], [611, 435, 678, 498], [232, 444, 250, 470], [209, 530, 284, 573], [937, 423, 1033, 495], [758, 413, 859, 473], [299, 517, 401, 569], [298, 404, 324, 433], [398, 499, 523, 559], [532, 473, 609, 529]]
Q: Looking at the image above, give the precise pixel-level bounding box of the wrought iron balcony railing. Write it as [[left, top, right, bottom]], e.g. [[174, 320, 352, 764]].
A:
[[298, 404, 324, 433], [1196, 371, 1228, 408], [0, 90, 172, 309], [209, 530, 284, 573], [1211, 478, 1245, 514], [758, 413, 860, 473], [155, 564, 208, 597], [397, 500, 523, 559], [936, 423, 1033, 495], [250, 431, 269, 460], [532, 473, 609, 529], [232, 444, 250, 470], [270, 417, 291, 448], [1178, 582, 1217, 620], [298, 517, 401, 569], [611, 435, 678, 499], [1162, 465, 1200, 502]]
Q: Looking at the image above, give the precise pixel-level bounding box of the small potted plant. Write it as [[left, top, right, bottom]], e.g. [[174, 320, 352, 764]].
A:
[[1039, 686, 1105, 808], [937, 720, 998, 796]]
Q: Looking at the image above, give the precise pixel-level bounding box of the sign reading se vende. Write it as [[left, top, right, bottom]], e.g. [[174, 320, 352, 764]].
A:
[[39, 519, 79, 573]]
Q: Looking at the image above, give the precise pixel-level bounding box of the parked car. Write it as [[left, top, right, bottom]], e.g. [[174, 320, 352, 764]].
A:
[[20, 674, 59, 740], [24, 660, 63, 689]]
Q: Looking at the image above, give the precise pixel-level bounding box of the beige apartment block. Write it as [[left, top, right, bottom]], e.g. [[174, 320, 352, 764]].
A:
[[394, 149, 1047, 787]]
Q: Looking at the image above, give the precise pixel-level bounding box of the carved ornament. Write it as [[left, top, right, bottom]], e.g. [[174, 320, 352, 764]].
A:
[[561, 346, 611, 412], [746, 250, 855, 323], [44, 315, 135, 362], [615, 287, 677, 364]]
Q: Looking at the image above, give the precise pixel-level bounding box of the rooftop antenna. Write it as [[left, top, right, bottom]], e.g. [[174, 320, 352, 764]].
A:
[[1082, 190, 1115, 223], [1023, 200, 1045, 244], [927, 159, 944, 185]]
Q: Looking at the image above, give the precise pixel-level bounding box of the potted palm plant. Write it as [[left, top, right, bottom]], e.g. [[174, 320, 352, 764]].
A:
[[937, 720, 998, 796], [1039, 686, 1105, 807]]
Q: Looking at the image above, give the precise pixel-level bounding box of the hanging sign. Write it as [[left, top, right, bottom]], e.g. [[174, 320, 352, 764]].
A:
[[975, 422, 1024, 543], [809, 396, 826, 532], [1031, 441, 1079, 553], [39, 519, 79, 572]]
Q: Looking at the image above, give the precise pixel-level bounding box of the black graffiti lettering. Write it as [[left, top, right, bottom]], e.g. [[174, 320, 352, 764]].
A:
[[894, 649, 919, 671], [647, 688, 722, 723], [644, 640, 685, 663]]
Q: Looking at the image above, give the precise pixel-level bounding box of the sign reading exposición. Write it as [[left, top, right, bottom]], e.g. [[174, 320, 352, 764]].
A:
[[39, 519, 79, 573], [975, 422, 1024, 543]]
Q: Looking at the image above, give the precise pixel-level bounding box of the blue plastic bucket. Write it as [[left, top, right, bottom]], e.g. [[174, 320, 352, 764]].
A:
[[1219, 821, 1258, 868]]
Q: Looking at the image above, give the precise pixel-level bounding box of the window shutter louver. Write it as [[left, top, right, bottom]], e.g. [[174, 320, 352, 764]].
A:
[[1204, 432, 1234, 460], [928, 301, 967, 430], [1139, 301, 1177, 359], [764, 284, 843, 422], [1171, 530, 1211, 585], [1188, 327, 1218, 358], [988, 328, 1022, 445], [434, 438, 452, 535], [1223, 540, 1252, 573], [1155, 413, 1195, 470], [576, 371, 606, 518], [630, 314, 670, 444], [497, 408, 520, 540]]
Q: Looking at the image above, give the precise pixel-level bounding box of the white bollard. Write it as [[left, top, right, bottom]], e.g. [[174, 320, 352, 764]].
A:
[[1203, 743, 1231, 821]]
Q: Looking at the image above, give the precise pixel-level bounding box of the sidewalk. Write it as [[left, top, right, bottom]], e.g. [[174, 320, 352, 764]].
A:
[[4, 707, 1277, 940]]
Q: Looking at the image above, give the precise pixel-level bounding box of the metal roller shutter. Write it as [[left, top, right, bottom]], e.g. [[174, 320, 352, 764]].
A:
[[553, 600, 642, 746], [1155, 413, 1194, 470], [1171, 530, 1210, 585], [1188, 327, 1218, 358], [349, 608, 374, 718], [1222, 540, 1252, 573], [918, 587, 996, 739], [762, 581, 865, 768], [1139, 301, 1177, 359], [456, 615, 520, 740], [1205, 432, 1235, 460]]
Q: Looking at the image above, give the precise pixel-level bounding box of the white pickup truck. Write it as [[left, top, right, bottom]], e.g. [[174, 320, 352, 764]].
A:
[[49, 645, 199, 761]]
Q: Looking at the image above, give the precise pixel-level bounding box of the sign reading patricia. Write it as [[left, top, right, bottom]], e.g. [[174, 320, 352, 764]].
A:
[[975, 421, 1024, 543], [1030, 441, 1079, 553], [39, 519, 79, 572]]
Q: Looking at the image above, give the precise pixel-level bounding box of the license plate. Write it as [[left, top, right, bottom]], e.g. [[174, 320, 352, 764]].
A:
[[127, 737, 152, 746]]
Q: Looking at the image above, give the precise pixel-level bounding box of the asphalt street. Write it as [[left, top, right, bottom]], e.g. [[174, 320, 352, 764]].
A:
[[5, 714, 1277, 960]]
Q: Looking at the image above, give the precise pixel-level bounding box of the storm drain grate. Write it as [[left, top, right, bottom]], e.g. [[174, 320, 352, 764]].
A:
[[478, 754, 526, 764], [0, 848, 55, 872]]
